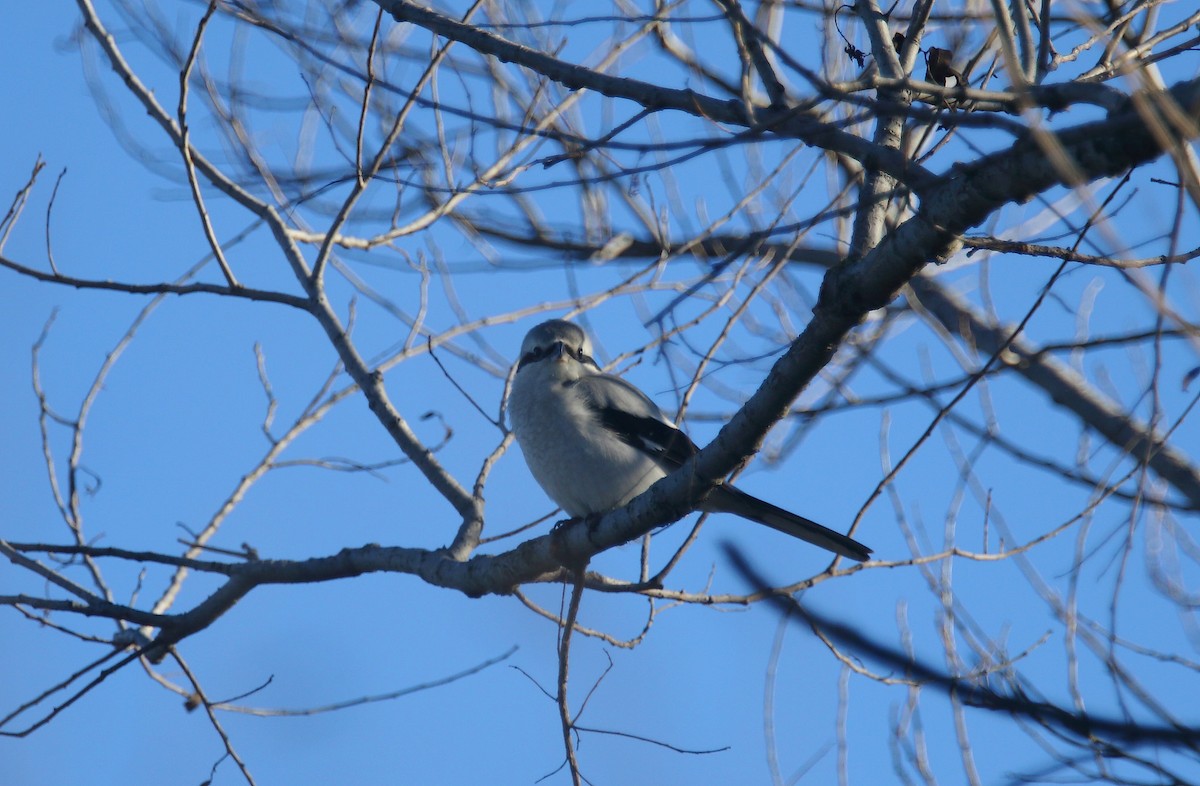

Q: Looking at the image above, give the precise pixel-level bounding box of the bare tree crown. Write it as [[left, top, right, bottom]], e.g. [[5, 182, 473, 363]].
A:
[[2, 1, 1199, 784]]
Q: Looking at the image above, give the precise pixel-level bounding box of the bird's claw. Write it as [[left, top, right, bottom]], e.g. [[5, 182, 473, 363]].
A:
[[549, 514, 604, 568]]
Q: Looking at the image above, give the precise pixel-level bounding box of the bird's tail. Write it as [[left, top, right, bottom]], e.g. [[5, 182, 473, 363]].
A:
[[703, 487, 872, 561]]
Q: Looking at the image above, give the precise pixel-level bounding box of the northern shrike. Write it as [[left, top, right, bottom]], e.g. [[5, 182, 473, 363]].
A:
[[507, 319, 871, 561]]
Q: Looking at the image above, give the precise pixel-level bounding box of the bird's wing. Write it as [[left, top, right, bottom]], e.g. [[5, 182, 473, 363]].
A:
[[571, 374, 698, 471], [572, 374, 872, 561]]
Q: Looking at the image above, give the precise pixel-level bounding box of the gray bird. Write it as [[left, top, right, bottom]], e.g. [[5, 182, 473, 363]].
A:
[[507, 319, 871, 561]]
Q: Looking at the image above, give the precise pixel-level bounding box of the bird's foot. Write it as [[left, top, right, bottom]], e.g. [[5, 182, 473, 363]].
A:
[[549, 514, 604, 568], [550, 516, 576, 532]]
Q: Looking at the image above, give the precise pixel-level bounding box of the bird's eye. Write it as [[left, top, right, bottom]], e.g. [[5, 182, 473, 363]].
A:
[[575, 346, 585, 359], [518, 346, 546, 369]]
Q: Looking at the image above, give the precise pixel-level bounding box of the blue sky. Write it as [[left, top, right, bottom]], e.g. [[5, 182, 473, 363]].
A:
[[3, 3, 1199, 785]]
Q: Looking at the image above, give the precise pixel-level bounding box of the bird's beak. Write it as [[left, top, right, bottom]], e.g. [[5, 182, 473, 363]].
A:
[[551, 341, 569, 362]]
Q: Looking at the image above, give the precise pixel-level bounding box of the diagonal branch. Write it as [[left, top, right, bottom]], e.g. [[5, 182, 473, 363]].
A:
[[376, 0, 935, 193], [636, 76, 1200, 545], [75, 0, 480, 528], [910, 278, 1200, 508]]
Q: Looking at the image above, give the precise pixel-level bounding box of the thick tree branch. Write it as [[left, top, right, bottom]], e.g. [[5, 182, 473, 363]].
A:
[[377, 0, 936, 193], [910, 278, 1200, 508], [665, 76, 1200, 539]]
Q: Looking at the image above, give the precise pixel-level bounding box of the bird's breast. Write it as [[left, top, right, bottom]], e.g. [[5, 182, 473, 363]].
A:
[[509, 377, 665, 517]]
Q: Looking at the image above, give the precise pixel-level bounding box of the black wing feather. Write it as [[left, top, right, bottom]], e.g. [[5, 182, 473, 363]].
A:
[[569, 374, 872, 560], [570, 375, 698, 470], [595, 405, 698, 470]]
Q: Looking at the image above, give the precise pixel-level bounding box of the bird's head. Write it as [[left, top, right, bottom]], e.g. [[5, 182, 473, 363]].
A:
[[516, 319, 600, 379]]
